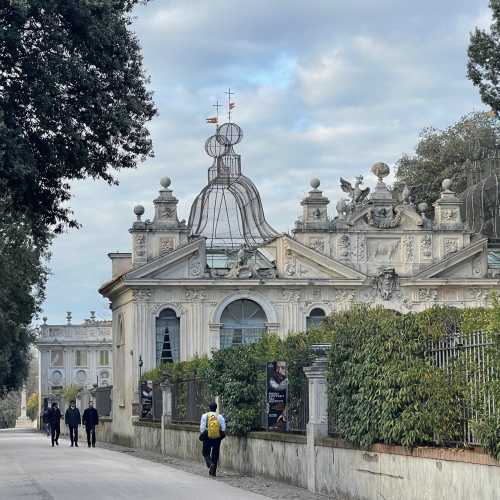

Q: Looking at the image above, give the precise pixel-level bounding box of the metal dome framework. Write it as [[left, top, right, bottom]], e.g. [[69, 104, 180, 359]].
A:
[[188, 122, 278, 250]]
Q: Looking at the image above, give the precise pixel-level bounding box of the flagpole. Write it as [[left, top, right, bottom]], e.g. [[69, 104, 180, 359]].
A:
[[225, 88, 234, 123], [212, 99, 221, 131]]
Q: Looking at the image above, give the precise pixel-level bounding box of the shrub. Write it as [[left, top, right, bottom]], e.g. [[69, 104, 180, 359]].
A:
[[27, 392, 39, 421], [206, 344, 264, 435]]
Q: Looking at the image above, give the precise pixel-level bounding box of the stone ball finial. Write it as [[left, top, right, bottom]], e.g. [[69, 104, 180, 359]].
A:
[[134, 205, 145, 219], [371, 162, 390, 182], [310, 177, 321, 189], [417, 202, 428, 214], [160, 176, 171, 189], [442, 178, 452, 191]]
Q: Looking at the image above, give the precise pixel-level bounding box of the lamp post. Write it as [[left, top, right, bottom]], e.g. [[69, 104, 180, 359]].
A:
[[138, 355, 143, 418]]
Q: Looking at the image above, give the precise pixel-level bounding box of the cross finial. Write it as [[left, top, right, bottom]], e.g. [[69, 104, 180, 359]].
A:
[[225, 88, 235, 122], [212, 99, 221, 123]]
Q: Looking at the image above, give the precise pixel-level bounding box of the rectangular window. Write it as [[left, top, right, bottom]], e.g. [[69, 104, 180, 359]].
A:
[[98, 350, 109, 366], [75, 350, 87, 367], [50, 350, 64, 367]]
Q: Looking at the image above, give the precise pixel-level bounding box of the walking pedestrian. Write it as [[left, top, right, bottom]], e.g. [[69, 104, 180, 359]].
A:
[[65, 400, 81, 447], [42, 406, 50, 437], [47, 402, 61, 447], [82, 401, 99, 448], [199, 402, 226, 477]]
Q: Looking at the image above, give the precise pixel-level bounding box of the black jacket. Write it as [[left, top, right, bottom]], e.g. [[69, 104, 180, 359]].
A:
[[82, 407, 99, 428], [47, 407, 62, 427], [65, 407, 81, 427]]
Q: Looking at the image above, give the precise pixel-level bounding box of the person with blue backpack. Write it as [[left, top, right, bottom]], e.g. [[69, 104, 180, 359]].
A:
[[199, 401, 226, 477]]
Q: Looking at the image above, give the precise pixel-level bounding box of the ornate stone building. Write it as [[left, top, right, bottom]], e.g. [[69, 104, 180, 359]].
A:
[[36, 312, 112, 411], [99, 121, 498, 441]]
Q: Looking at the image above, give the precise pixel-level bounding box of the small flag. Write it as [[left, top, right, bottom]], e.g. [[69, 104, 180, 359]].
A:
[[206, 117, 218, 124], [229, 102, 236, 110]]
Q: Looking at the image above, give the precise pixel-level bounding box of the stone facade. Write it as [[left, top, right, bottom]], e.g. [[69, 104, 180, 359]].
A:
[[36, 313, 112, 411], [99, 134, 500, 440]]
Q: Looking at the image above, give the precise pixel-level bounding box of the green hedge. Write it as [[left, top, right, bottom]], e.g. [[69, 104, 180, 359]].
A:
[[326, 305, 465, 448]]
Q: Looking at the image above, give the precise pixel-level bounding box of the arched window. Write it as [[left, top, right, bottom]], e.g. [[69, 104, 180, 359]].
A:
[[306, 307, 326, 331], [220, 299, 267, 348], [156, 308, 180, 365]]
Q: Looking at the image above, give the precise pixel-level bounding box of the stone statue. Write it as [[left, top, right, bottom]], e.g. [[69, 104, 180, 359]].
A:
[[226, 245, 276, 279], [340, 175, 370, 206]]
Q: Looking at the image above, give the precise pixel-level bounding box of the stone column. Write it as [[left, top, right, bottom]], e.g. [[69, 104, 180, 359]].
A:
[[208, 323, 222, 353], [16, 386, 32, 428], [160, 378, 173, 455], [303, 344, 330, 493]]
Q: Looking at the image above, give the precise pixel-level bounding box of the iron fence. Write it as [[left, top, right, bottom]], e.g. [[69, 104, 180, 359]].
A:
[[94, 385, 112, 417], [172, 378, 212, 425], [427, 330, 496, 445], [288, 382, 309, 433]]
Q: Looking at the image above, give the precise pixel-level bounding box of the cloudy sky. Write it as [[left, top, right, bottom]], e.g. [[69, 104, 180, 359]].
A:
[[41, 0, 491, 324]]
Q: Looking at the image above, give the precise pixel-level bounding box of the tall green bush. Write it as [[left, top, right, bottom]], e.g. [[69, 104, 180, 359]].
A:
[[206, 344, 264, 435], [327, 305, 465, 448]]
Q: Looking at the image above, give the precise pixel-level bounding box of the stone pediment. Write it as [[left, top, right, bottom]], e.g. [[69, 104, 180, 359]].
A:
[[125, 238, 206, 280], [346, 204, 423, 231], [270, 235, 367, 280], [414, 237, 488, 279]]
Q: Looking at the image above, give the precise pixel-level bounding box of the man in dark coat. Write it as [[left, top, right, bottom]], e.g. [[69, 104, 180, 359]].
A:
[[82, 401, 99, 448], [65, 400, 81, 447], [42, 406, 50, 436], [48, 402, 62, 447]]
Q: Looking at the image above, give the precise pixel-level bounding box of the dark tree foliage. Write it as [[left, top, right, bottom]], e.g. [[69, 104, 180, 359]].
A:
[[0, 205, 47, 395], [468, 0, 500, 114], [394, 112, 500, 209], [0, 0, 155, 392], [0, 0, 157, 237]]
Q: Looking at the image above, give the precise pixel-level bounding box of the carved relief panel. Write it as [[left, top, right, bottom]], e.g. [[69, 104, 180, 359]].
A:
[[400, 235, 414, 263], [439, 208, 459, 224], [367, 238, 400, 264], [159, 237, 175, 256], [308, 237, 326, 254], [420, 234, 432, 260], [443, 238, 459, 256], [134, 233, 146, 259], [337, 234, 350, 259]]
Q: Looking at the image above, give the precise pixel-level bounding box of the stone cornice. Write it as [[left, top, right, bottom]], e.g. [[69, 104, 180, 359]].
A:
[[36, 342, 112, 348], [401, 278, 500, 287], [123, 278, 367, 287]]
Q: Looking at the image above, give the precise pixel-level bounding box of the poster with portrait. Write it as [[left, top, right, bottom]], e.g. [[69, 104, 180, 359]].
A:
[[267, 361, 288, 431]]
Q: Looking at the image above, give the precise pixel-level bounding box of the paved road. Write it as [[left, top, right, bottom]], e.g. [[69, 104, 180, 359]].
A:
[[0, 429, 270, 500]]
